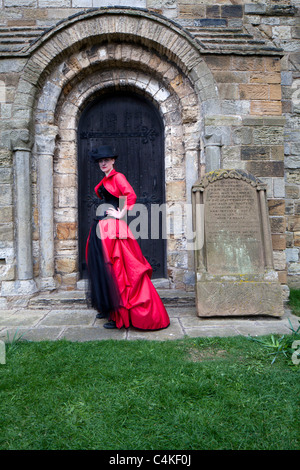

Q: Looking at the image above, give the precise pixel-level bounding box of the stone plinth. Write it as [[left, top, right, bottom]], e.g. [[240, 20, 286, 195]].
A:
[[192, 169, 284, 317]]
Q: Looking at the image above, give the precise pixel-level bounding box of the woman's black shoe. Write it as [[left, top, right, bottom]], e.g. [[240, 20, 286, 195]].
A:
[[103, 320, 117, 329], [96, 312, 106, 319]]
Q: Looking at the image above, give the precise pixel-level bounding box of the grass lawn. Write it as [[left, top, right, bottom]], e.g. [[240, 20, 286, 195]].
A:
[[0, 330, 299, 451], [289, 288, 300, 318]]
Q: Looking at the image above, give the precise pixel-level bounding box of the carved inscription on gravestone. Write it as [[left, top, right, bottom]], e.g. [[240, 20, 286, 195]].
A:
[[204, 178, 264, 275]]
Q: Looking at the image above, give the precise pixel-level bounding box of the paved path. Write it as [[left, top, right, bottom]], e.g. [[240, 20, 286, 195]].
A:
[[0, 290, 298, 342]]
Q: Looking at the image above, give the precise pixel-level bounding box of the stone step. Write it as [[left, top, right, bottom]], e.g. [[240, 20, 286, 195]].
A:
[[28, 290, 87, 309], [157, 289, 196, 307], [28, 288, 195, 309]]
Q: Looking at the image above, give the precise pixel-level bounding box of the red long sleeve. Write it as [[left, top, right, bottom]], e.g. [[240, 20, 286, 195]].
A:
[[94, 170, 137, 211]]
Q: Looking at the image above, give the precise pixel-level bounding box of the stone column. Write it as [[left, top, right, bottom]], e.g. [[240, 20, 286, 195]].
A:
[[15, 147, 34, 280], [259, 188, 274, 270], [1, 130, 37, 296], [204, 133, 222, 172], [36, 127, 58, 290]]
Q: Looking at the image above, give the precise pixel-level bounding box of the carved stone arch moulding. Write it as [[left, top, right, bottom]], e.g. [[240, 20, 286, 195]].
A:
[[33, 39, 203, 289], [15, 9, 218, 135]]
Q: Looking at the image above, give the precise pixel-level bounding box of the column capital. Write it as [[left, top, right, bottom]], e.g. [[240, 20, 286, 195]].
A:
[[11, 129, 33, 152], [35, 125, 58, 156], [203, 132, 222, 147]]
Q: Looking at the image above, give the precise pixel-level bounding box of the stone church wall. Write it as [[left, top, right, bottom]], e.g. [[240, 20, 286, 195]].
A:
[[0, 0, 299, 301]]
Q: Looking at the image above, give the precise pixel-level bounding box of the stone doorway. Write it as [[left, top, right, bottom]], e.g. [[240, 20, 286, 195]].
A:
[[77, 90, 166, 279]]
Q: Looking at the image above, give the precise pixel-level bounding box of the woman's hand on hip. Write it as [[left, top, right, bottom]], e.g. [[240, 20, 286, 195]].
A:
[[106, 207, 125, 219]]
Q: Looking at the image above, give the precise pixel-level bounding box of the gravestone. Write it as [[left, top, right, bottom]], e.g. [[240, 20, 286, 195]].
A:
[[192, 169, 284, 317]]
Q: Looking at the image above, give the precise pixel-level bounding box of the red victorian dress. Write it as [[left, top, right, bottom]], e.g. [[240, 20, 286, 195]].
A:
[[85, 169, 170, 330]]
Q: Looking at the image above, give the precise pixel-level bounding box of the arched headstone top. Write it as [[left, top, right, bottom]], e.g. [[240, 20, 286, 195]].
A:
[[193, 169, 267, 191]]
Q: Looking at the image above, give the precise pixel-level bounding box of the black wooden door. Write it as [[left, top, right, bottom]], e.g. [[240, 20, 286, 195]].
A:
[[78, 91, 166, 279]]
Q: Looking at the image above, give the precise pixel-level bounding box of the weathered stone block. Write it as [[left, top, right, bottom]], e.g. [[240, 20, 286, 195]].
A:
[[239, 84, 269, 100], [287, 200, 296, 217], [286, 184, 300, 199], [272, 234, 286, 250], [0, 206, 13, 223], [270, 216, 286, 233], [56, 222, 77, 240], [278, 270, 287, 284], [241, 146, 269, 160], [250, 101, 282, 115], [268, 199, 285, 216], [0, 149, 12, 167], [287, 274, 300, 289], [54, 158, 76, 175], [221, 5, 243, 18], [290, 143, 300, 156], [250, 72, 281, 84], [270, 84, 282, 100], [220, 98, 246, 114], [270, 146, 284, 161], [0, 184, 13, 206], [60, 272, 79, 288], [288, 216, 300, 232], [286, 248, 299, 263], [0, 263, 15, 281], [194, 18, 226, 27], [295, 202, 300, 215], [54, 174, 76, 188], [232, 56, 265, 72], [273, 251, 286, 271], [222, 146, 241, 167], [285, 156, 300, 169], [264, 57, 281, 72], [245, 4, 267, 14], [213, 71, 248, 84], [253, 126, 284, 145], [57, 188, 77, 208], [233, 124, 253, 143], [203, 55, 231, 71], [196, 279, 283, 317], [273, 26, 292, 40], [166, 181, 185, 201], [0, 168, 12, 184], [294, 232, 300, 247], [273, 178, 285, 198], [218, 83, 239, 100], [246, 161, 284, 178], [56, 257, 77, 274], [206, 5, 220, 18], [288, 263, 300, 274]]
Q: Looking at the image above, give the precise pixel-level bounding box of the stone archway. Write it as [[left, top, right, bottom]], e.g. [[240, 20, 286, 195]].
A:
[[36, 44, 201, 290], [8, 9, 220, 294]]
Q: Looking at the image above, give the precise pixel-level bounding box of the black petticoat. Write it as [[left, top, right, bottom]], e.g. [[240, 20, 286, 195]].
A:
[[86, 218, 121, 317]]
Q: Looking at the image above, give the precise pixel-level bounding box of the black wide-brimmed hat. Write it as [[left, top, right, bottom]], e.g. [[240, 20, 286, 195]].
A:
[[89, 145, 118, 161]]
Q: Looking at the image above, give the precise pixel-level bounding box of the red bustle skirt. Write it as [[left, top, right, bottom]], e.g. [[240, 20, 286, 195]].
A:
[[86, 217, 170, 330]]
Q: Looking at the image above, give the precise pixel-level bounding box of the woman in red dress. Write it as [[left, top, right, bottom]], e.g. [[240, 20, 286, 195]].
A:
[[86, 145, 170, 331]]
